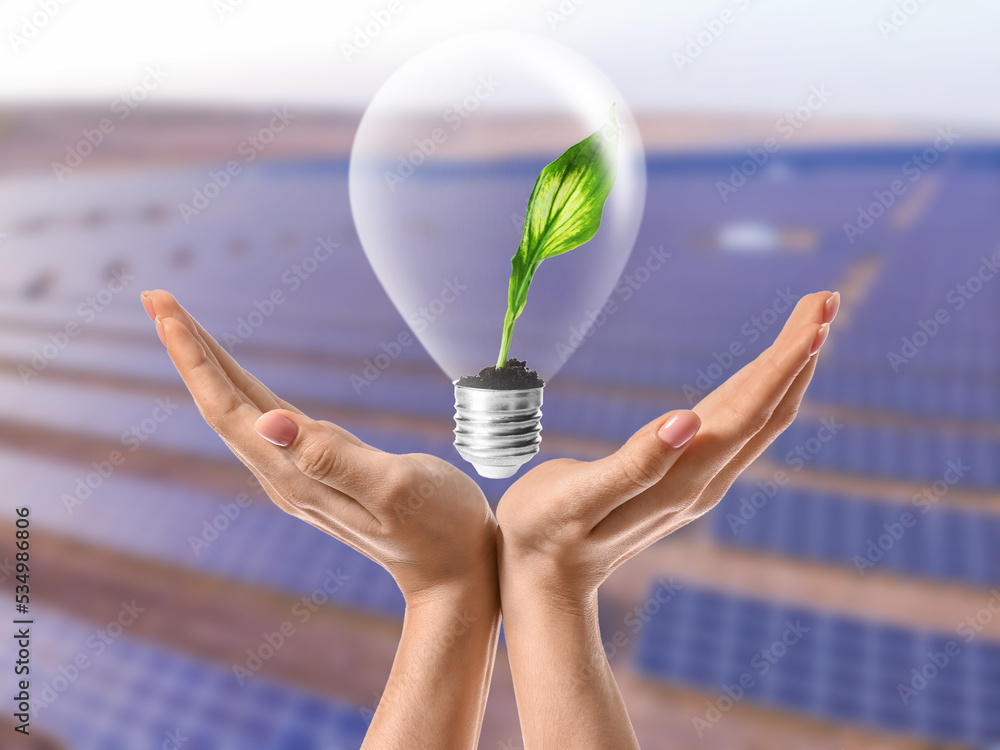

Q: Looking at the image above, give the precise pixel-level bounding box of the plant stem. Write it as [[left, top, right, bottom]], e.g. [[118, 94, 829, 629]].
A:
[[496, 309, 516, 368]]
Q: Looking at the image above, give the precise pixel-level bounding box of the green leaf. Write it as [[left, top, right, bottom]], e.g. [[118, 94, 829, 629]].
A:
[[497, 105, 619, 368]]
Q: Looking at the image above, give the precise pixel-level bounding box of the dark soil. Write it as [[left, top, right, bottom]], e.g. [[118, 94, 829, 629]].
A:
[[457, 358, 544, 390]]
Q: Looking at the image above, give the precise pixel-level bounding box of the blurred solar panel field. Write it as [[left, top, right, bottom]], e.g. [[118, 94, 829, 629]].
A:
[[0, 105, 998, 749]]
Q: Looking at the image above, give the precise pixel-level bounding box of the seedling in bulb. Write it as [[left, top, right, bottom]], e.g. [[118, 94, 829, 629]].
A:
[[454, 106, 620, 478]]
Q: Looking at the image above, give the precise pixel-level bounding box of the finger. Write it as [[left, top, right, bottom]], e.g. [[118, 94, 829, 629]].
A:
[[695, 291, 830, 411], [596, 319, 824, 543], [145, 290, 371, 450], [160, 315, 378, 534], [563, 410, 701, 521], [672, 350, 821, 524], [159, 315, 262, 438], [254, 409, 394, 503], [615, 350, 824, 549], [591, 294, 834, 549], [144, 290, 299, 414], [693, 320, 825, 463], [159, 313, 287, 475]]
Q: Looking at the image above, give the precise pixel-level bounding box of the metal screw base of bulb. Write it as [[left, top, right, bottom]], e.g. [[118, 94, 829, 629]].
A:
[[453, 383, 543, 479]]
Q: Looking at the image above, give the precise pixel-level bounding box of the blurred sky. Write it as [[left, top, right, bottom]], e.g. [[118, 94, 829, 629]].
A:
[[1, 0, 997, 127]]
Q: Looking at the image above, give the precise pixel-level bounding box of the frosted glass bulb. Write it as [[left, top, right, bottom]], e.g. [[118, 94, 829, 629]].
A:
[[349, 32, 646, 477]]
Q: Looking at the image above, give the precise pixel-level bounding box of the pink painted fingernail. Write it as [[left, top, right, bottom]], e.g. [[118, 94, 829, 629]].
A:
[[809, 323, 830, 356], [823, 291, 840, 325], [154, 316, 166, 346], [141, 292, 155, 321], [255, 412, 298, 447], [657, 411, 700, 449]]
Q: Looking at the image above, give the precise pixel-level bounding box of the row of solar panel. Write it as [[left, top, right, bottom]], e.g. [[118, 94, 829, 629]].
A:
[[0, 607, 369, 750], [634, 585, 1000, 746], [809, 369, 1000, 421], [712, 481, 1000, 585], [636, 150, 1000, 256], [2, 450, 407, 619], [770, 419, 998, 490]]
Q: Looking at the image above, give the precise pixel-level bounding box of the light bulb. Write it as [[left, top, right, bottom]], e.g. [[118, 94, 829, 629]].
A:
[[349, 32, 646, 478]]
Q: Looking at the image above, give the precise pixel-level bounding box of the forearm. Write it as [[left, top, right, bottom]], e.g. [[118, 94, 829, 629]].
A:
[[362, 578, 501, 750], [501, 586, 639, 750]]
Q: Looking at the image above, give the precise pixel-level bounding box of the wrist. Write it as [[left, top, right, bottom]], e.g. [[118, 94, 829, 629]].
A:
[[404, 560, 500, 623], [501, 583, 598, 643], [499, 552, 599, 620]]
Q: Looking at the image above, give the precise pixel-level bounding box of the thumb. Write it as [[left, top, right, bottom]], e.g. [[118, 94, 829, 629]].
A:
[[582, 410, 701, 514], [254, 409, 382, 497]]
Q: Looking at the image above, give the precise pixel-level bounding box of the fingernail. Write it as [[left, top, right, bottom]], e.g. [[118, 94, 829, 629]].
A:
[[255, 412, 298, 447], [657, 411, 700, 449], [810, 323, 830, 356], [154, 316, 166, 346], [141, 292, 155, 321], [823, 291, 840, 325]]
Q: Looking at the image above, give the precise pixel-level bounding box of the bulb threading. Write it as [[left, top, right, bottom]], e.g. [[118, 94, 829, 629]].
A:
[[453, 383, 543, 479]]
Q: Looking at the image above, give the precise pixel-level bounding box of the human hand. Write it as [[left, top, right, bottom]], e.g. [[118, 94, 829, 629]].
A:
[[141, 290, 496, 607], [143, 290, 503, 749], [495, 290, 838, 749], [497, 290, 836, 603]]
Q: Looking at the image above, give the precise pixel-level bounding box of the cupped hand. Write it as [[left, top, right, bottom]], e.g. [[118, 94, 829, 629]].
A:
[[142, 290, 497, 607], [496, 290, 839, 606]]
